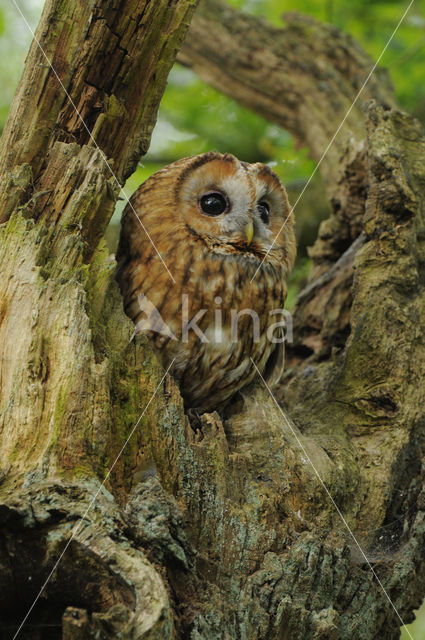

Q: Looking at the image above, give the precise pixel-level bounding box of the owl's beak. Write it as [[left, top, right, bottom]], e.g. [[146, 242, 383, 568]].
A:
[[244, 220, 254, 245]]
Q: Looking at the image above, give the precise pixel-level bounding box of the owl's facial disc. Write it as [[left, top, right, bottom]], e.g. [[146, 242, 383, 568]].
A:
[[177, 152, 291, 259]]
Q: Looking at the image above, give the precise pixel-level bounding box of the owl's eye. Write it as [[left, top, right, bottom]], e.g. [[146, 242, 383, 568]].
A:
[[258, 201, 270, 224], [199, 192, 228, 216]]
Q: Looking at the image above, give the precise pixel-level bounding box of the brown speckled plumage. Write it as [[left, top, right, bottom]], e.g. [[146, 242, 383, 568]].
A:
[[116, 152, 296, 411]]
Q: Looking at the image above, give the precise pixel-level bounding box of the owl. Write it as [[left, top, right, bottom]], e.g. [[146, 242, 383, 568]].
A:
[[116, 152, 296, 412]]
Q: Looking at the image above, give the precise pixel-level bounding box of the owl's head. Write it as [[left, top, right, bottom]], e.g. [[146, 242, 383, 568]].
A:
[[166, 152, 295, 268], [122, 152, 296, 277]]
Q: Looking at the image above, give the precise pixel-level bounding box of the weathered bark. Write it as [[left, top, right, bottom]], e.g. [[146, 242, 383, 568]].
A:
[[0, 1, 198, 638], [1, 2, 425, 640]]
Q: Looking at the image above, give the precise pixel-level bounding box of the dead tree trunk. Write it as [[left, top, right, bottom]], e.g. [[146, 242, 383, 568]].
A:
[[1, 1, 425, 639], [0, 1, 199, 638]]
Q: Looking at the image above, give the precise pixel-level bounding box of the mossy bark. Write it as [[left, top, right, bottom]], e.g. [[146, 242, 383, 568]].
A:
[[0, 1, 198, 638], [1, 1, 425, 640]]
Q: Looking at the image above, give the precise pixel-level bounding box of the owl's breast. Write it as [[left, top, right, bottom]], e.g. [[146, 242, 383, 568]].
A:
[[118, 226, 289, 411], [154, 245, 288, 410]]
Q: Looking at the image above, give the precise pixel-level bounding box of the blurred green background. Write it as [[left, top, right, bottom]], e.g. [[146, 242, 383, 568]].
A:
[[1, 1, 424, 634]]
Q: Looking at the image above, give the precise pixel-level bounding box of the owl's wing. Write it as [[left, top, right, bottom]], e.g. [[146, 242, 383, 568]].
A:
[[262, 327, 285, 389]]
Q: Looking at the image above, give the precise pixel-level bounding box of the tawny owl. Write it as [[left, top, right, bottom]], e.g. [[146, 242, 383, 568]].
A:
[[116, 152, 296, 412]]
